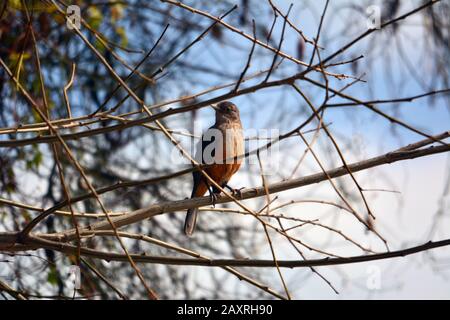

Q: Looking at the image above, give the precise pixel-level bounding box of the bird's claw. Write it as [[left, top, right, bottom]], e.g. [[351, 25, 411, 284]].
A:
[[209, 192, 219, 207], [225, 184, 245, 198], [232, 187, 245, 198]]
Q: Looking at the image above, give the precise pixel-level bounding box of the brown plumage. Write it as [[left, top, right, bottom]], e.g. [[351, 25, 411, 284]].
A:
[[184, 101, 244, 236]]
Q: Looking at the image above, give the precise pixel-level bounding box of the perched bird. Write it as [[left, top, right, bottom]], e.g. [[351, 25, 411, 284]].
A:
[[184, 101, 244, 236]]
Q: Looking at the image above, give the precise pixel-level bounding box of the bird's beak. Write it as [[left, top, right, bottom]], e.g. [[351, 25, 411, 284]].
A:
[[211, 104, 220, 111]]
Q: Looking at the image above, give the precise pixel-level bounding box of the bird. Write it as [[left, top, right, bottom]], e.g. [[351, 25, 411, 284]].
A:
[[184, 101, 244, 236]]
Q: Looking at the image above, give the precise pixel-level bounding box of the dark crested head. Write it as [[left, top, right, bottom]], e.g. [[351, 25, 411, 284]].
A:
[[213, 101, 240, 122]]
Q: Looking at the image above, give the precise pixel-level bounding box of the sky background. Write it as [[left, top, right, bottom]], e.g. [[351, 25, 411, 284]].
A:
[[170, 0, 450, 299]]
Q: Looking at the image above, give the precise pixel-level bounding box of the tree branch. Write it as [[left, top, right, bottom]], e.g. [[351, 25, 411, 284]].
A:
[[51, 131, 450, 240], [2, 233, 449, 269]]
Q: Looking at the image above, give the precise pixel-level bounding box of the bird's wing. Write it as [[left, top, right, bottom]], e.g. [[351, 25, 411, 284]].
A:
[[196, 125, 224, 165], [191, 125, 218, 196]]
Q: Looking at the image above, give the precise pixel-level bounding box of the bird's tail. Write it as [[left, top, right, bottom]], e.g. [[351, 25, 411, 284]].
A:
[[184, 207, 198, 236]]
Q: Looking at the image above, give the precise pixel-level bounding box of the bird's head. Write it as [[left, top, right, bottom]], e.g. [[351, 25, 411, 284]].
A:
[[212, 101, 240, 123]]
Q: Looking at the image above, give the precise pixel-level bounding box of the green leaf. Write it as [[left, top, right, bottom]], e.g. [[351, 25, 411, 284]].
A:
[[116, 26, 128, 47], [47, 267, 59, 286], [26, 146, 43, 170], [111, 3, 125, 22], [20, 209, 31, 222], [8, 0, 51, 12], [87, 7, 103, 29], [9, 52, 30, 90]]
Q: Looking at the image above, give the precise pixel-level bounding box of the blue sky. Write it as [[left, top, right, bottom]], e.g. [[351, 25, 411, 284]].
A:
[[177, 0, 449, 150], [170, 0, 450, 299]]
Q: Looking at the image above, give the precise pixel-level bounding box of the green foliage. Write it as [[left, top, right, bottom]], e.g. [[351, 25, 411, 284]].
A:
[[47, 266, 59, 286], [87, 6, 103, 30], [7, 0, 53, 12], [115, 26, 128, 47], [26, 145, 43, 170]]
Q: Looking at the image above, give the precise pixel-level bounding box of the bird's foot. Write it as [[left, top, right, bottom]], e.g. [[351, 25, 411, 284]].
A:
[[209, 192, 219, 207], [233, 187, 245, 198], [225, 185, 245, 198]]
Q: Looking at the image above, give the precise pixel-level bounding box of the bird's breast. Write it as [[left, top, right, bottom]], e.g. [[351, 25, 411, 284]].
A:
[[218, 124, 244, 165]]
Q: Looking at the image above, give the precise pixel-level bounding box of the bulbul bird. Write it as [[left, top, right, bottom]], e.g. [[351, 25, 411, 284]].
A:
[[184, 101, 244, 236]]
